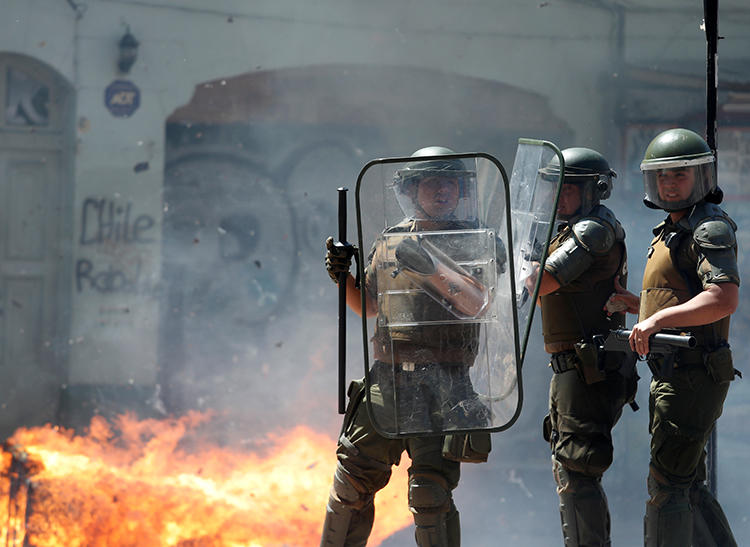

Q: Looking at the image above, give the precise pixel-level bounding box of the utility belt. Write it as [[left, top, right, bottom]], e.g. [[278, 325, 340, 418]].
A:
[[659, 347, 705, 367], [549, 351, 578, 374], [549, 340, 631, 385], [647, 344, 737, 382]]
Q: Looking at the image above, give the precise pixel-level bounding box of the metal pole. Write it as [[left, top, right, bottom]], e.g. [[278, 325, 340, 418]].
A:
[[337, 187, 348, 414], [703, 0, 719, 497]]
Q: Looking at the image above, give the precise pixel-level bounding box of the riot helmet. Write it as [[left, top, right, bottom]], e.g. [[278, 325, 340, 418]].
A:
[[539, 147, 616, 220], [640, 128, 719, 212], [392, 146, 477, 221]]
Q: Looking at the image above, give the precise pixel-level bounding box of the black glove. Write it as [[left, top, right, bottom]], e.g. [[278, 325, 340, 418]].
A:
[[325, 236, 357, 284]]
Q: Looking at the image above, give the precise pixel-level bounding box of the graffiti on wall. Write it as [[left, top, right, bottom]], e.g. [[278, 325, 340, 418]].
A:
[[76, 196, 156, 294]]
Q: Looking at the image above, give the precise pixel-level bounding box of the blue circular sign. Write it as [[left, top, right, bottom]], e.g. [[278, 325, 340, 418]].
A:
[[104, 80, 141, 118]]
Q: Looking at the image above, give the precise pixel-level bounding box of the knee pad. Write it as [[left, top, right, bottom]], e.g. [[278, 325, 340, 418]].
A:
[[409, 472, 458, 547], [554, 433, 613, 477], [646, 466, 690, 510], [409, 472, 451, 517], [321, 463, 377, 547], [553, 457, 603, 494], [331, 462, 373, 511]]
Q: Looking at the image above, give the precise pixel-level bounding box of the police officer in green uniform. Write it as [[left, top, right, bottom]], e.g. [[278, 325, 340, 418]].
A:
[[320, 146, 500, 547], [527, 147, 634, 546], [607, 128, 738, 547]]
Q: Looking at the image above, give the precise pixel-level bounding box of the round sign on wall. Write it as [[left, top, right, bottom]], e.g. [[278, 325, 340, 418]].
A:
[[104, 79, 141, 117]]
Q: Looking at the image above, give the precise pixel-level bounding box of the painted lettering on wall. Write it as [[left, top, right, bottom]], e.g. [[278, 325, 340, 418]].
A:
[[76, 257, 142, 294], [80, 197, 155, 245], [77, 197, 155, 294]]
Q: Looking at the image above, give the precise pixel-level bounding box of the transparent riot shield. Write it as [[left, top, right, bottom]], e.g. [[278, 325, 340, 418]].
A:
[[355, 152, 520, 437], [509, 139, 564, 362]]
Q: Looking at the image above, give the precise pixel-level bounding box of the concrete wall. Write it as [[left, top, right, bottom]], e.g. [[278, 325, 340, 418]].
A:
[[0, 0, 622, 393], [1, 0, 749, 417]]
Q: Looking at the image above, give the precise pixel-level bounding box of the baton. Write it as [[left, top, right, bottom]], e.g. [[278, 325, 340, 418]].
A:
[[337, 187, 348, 414]]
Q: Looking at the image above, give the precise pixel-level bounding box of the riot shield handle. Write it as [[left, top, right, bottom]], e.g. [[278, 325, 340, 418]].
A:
[[337, 187, 348, 414]]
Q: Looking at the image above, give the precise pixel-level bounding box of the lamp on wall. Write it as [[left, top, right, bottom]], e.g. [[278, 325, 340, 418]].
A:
[[117, 28, 139, 74]]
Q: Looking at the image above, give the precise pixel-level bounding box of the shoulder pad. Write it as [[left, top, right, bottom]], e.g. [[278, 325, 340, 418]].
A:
[[687, 203, 737, 250], [571, 217, 616, 255], [687, 202, 738, 231], [693, 218, 736, 249], [588, 204, 625, 241]]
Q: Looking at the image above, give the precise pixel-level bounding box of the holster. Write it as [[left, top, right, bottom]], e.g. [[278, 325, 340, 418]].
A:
[[573, 341, 606, 384], [442, 432, 491, 463], [703, 344, 736, 384]]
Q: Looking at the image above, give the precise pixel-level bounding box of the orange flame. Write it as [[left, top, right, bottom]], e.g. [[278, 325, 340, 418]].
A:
[[0, 413, 411, 546]]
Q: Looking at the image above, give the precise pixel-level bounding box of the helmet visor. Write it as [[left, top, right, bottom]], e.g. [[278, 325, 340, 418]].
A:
[[641, 157, 715, 211], [391, 170, 478, 222]]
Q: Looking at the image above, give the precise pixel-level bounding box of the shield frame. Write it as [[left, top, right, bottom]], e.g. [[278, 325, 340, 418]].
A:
[[354, 152, 521, 438], [511, 138, 565, 364]]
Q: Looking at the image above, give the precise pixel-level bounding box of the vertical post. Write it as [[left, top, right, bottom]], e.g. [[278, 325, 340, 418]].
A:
[[337, 187, 348, 414], [703, 0, 719, 498], [704, 0, 719, 156]]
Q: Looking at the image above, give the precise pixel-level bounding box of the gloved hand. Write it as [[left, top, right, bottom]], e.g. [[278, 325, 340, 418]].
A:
[[325, 236, 356, 284]]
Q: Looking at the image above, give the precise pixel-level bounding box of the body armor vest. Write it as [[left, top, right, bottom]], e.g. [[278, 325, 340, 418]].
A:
[[541, 223, 626, 352], [369, 222, 483, 364], [640, 224, 730, 346]]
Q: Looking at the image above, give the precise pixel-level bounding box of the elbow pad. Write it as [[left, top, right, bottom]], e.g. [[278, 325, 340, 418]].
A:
[[544, 216, 616, 286], [544, 237, 595, 286]]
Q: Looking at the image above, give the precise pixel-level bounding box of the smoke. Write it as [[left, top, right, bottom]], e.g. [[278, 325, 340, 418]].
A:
[[157, 83, 750, 547], [149, 4, 750, 545]]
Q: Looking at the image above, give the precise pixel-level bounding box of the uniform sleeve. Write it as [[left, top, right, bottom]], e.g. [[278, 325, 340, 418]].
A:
[[696, 247, 740, 288]]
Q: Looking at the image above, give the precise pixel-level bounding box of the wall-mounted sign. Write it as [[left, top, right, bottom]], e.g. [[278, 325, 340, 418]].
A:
[[104, 79, 141, 118]]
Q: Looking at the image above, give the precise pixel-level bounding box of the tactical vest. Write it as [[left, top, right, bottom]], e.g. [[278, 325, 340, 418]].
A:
[[369, 222, 482, 365], [640, 223, 730, 346], [541, 224, 626, 352]]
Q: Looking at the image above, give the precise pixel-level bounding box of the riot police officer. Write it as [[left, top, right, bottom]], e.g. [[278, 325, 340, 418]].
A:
[[607, 128, 738, 546], [320, 146, 501, 547], [527, 147, 634, 546]]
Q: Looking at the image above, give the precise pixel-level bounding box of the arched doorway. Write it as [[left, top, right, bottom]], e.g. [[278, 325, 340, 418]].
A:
[[0, 53, 74, 437]]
